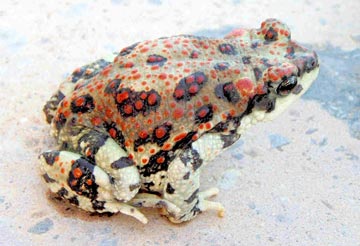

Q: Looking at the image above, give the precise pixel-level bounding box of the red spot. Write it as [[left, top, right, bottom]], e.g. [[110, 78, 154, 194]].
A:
[[123, 104, 133, 114], [109, 128, 117, 138], [196, 75, 205, 84], [142, 158, 148, 164], [158, 73, 167, 80], [124, 62, 134, 68], [151, 65, 159, 70], [177, 62, 183, 67], [155, 126, 167, 139], [188, 84, 199, 94], [75, 97, 84, 107], [140, 47, 149, 53], [181, 50, 189, 56], [139, 130, 148, 139], [147, 93, 158, 105], [63, 111, 70, 118], [105, 108, 113, 118], [205, 122, 212, 130], [138, 147, 144, 152], [73, 168, 82, 178], [162, 143, 172, 150], [116, 91, 129, 103], [165, 43, 173, 48], [174, 88, 185, 98], [135, 100, 144, 110], [203, 95, 210, 102], [156, 156, 165, 164], [101, 65, 112, 76], [197, 108, 208, 118], [60, 168, 65, 174], [91, 117, 102, 126], [173, 107, 184, 119], [174, 132, 187, 142], [183, 68, 191, 73], [149, 148, 156, 154], [132, 73, 141, 80], [170, 102, 176, 108], [140, 92, 147, 100], [235, 78, 254, 96], [185, 75, 195, 84]]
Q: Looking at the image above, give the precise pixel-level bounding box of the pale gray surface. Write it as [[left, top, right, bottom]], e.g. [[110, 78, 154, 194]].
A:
[[0, 1, 359, 245]]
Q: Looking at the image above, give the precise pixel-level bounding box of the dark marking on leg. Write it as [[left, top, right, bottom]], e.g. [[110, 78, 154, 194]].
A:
[[68, 196, 79, 206], [180, 148, 203, 171], [184, 189, 199, 204], [183, 172, 190, 180], [40, 151, 60, 166], [42, 173, 56, 183], [166, 183, 175, 194], [92, 200, 105, 210], [57, 187, 68, 197], [111, 157, 134, 169]]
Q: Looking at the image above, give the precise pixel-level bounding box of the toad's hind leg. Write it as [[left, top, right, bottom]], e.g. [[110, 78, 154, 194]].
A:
[[162, 146, 225, 223], [39, 151, 147, 224], [40, 127, 146, 223]]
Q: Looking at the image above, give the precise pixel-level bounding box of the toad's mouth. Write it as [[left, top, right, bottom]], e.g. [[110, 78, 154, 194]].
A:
[[237, 65, 320, 134]]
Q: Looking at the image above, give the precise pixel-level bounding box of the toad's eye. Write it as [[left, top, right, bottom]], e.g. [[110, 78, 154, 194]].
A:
[[276, 76, 297, 96]]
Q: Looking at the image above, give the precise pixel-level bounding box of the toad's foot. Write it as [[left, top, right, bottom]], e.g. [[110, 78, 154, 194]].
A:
[[198, 187, 225, 217]]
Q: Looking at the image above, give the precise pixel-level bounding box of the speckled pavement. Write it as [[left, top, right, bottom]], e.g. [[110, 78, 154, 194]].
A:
[[0, 1, 359, 245]]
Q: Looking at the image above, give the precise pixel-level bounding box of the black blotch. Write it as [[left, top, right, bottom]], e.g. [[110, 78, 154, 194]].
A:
[[146, 54, 168, 66], [103, 122, 125, 149], [111, 157, 134, 169], [71, 59, 111, 83], [242, 56, 251, 64], [264, 27, 278, 42], [54, 113, 67, 131], [252, 93, 276, 112], [220, 132, 241, 148], [184, 189, 199, 204], [57, 187, 68, 197], [68, 158, 99, 200], [41, 151, 59, 166], [190, 50, 200, 59], [152, 122, 172, 147], [77, 130, 108, 162], [129, 183, 141, 192], [172, 131, 197, 151], [214, 62, 230, 71], [218, 43, 237, 55], [253, 67, 263, 81], [43, 90, 65, 124], [180, 148, 203, 171], [68, 196, 79, 206], [42, 173, 56, 183], [114, 88, 161, 118], [92, 200, 106, 210], [119, 42, 139, 56], [173, 72, 208, 102], [166, 183, 175, 194], [183, 172, 190, 180], [194, 104, 213, 124], [215, 82, 240, 104], [70, 94, 95, 114], [104, 79, 122, 94], [140, 151, 175, 177]]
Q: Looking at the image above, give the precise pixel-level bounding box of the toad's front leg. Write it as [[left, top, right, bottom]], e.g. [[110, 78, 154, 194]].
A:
[[162, 146, 225, 223]]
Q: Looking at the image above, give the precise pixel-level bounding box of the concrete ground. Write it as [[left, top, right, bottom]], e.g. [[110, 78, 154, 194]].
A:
[[0, 0, 359, 245]]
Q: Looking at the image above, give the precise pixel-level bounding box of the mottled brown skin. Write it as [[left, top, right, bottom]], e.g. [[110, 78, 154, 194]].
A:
[[40, 19, 319, 223]]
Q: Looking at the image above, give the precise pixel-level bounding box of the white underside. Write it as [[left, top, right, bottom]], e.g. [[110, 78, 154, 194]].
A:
[[237, 67, 320, 134]]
